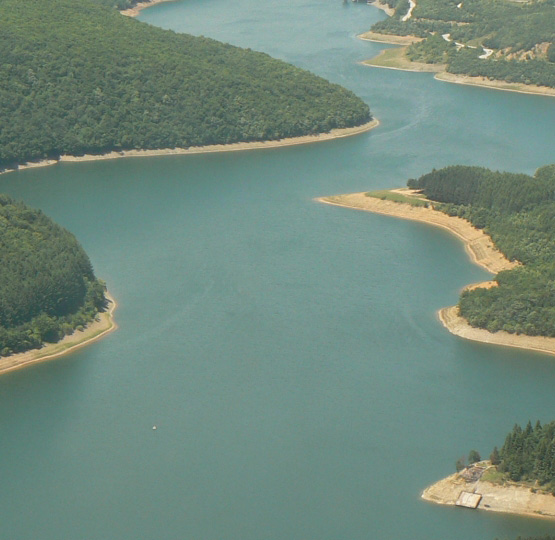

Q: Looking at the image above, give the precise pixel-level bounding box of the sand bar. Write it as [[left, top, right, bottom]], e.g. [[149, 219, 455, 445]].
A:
[[422, 469, 555, 520], [1, 120, 379, 176], [0, 292, 117, 376], [317, 192, 555, 357]]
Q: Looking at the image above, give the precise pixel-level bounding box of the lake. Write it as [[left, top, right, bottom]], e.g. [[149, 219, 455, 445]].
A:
[[0, 1, 554, 538]]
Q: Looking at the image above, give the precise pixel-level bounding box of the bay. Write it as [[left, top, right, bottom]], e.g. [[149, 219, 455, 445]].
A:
[[0, 1, 554, 539]]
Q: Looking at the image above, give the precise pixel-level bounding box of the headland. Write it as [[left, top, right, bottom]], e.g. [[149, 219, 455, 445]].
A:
[[422, 463, 555, 520]]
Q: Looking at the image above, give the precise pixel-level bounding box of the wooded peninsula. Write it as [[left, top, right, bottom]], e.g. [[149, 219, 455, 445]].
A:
[[319, 163, 555, 353], [0, 0, 372, 171], [422, 420, 555, 520], [0, 196, 109, 358], [363, 0, 555, 94]]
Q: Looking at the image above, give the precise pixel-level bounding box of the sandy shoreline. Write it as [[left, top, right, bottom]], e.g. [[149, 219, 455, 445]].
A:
[[1, 120, 379, 176], [434, 72, 555, 97], [120, 0, 177, 17], [317, 192, 555, 357], [0, 292, 117, 376], [422, 469, 555, 520], [439, 306, 555, 357]]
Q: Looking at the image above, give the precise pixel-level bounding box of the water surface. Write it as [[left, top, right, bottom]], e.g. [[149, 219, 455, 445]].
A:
[[0, 1, 554, 539]]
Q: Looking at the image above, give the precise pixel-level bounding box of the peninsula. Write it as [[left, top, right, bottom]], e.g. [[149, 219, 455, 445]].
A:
[[0, 195, 114, 369], [362, 0, 555, 96], [0, 0, 373, 172], [422, 421, 555, 520], [318, 164, 555, 357], [422, 465, 555, 520]]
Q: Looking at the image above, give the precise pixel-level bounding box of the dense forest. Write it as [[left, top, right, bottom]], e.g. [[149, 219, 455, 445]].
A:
[[0, 0, 371, 170], [0, 196, 106, 356], [407, 164, 555, 337], [370, 0, 555, 88], [493, 421, 555, 493]]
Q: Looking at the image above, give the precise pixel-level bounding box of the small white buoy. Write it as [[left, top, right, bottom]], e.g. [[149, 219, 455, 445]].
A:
[[152, 425, 157, 430]]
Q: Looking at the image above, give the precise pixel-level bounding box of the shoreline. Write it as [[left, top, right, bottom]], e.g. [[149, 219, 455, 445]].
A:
[[1, 120, 379, 177], [0, 292, 117, 376], [365, 1, 395, 17], [360, 18, 555, 97], [120, 0, 177, 17], [439, 306, 555, 357], [434, 71, 555, 97], [317, 192, 555, 357], [422, 469, 555, 521]]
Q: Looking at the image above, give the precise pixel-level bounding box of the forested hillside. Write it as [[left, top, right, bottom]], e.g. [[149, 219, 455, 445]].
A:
[[0, 0, 371, 169], [407, 165, 555, 337], [0, 196, 106, 356], [493, 420, 555, 493], [370, 0, 555, 88]]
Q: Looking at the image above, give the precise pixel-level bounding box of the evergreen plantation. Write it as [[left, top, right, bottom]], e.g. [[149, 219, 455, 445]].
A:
[[408, 165, 555, 338], [493, 420, 555, 493], [0, 196, 106, 356], [0, 0, 371, 169]]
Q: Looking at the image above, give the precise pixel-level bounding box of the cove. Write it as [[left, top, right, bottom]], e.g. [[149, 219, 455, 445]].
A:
[[0, 1, 554, 539]]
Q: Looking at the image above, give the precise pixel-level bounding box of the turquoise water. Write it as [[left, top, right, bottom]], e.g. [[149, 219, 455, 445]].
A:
[[0, 1, 554, 539]]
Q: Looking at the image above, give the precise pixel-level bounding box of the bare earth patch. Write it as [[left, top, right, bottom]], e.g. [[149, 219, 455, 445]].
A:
[[422, 468, 555, 520]]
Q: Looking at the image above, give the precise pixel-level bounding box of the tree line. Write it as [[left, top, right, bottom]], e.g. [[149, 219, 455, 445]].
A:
[[0, 0, 371, 170], [494, 421, 555, 493], [408, 164, 555, 337]]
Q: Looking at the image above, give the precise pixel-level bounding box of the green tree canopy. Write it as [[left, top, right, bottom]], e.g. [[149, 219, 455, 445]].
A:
[[0, 0, 371, 169]]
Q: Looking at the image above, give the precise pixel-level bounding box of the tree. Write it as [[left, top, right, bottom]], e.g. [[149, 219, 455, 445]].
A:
[[468, 449, 482, 464], [490, 446, 500, 465]]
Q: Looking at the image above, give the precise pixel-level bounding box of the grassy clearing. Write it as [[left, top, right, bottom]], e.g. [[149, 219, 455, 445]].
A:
[[363, 47, 444, 72], [481, 468, 507, 485], [366, 189, 430, 207]]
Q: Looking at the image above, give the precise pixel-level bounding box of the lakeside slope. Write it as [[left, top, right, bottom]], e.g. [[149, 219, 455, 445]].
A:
[[317, 192, 555, 357], [0, 292, 117, 376]]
